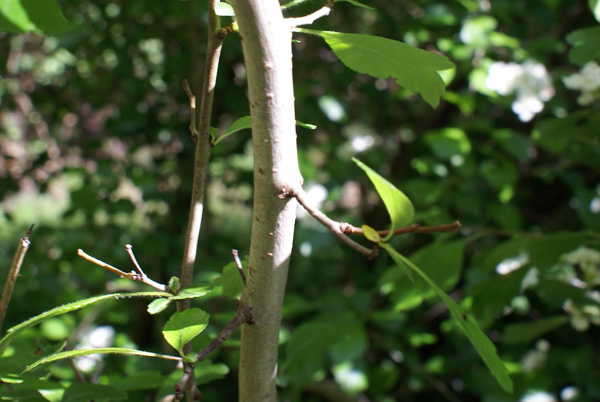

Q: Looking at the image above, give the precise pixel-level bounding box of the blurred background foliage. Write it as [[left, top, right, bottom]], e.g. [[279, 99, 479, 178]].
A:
[[1, 0, 599, 401]]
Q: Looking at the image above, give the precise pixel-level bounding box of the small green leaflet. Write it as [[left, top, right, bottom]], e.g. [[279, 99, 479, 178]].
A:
[[23, 348, 181, 373], [296, 29, 454, 108], [0, 0, 76, 35], [148, 298, 171, 315], [147, 285, 213, 315], [334, 0, 375, 10], [212, 116, 316, 145], [163, 308, 210, 356], [362, 225, 380, 243], [0, 292, 171, 354], [215, 2, 235, 16], [213, 261, 246, 299], [353, 158, 414, 241], [380, 243, 513, 394]]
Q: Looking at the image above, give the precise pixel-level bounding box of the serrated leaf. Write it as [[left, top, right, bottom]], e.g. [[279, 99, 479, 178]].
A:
[[0, 292, 171, 354], [0, 0, 76, 35], [163, 308, 209, 356], [334, 0, 375, 10], [168, 285, 213, 300], [215, 2, 235, 16], [362, 224, 381, 243], [296, 29, 454, 107], [23, 348, 181, 373], [353, 158, 414, 241], [148, 298, 171, 315], [380, 243, 513, 394]]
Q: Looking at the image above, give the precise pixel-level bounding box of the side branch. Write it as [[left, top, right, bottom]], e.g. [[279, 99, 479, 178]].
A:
[[284, 186, 378, 258], [0, 225, 33, 332], [287, 0, 334, 28], [344, 221, 462, 237]]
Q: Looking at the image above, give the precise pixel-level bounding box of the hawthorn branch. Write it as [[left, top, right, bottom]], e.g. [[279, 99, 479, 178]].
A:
[[77, 247, 169, 293], [0, 225, 33, 332], [287, 0, 334, 28], [283, 186, 378, 258]]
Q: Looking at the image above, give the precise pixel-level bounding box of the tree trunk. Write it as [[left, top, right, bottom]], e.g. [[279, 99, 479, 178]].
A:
[[228, 1, 301, 401]]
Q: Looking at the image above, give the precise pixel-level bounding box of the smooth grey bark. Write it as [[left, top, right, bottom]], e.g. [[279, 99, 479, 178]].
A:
[[228, 0, 302, 401]]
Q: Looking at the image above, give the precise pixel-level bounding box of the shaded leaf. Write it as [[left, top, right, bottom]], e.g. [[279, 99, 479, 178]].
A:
[[353, 158, 414, 241], [163, 308, 209, 356], [0, 0, 75, 35], [63, 383, 126, 402], [380, 243, 513, 393], [334, 0, 375, 10], [566, 26, 600, 65], [296, 29, 454, 107], [23, 348, 181, 373], [502, 316, 569, 344], [213, 261, 246, 299]]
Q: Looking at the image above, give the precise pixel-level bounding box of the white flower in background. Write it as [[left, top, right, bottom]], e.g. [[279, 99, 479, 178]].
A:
[[486, 60, 555, 122], [76, 326, 116, 372], [563, 61, 600, 105]]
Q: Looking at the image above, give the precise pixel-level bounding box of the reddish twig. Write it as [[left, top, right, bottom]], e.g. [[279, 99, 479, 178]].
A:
[[341, 221, 462, 236]]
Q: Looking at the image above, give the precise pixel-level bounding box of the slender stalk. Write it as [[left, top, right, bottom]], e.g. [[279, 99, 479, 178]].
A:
[[0, 226, 32, 332], [229, 0, 303, 400], [178, 1, 225, 399]]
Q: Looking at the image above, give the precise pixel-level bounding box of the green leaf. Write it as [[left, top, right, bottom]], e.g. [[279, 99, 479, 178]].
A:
[[147, 298, 171, 315], [0, 292, 170, 354], [296, 121, 317, 130], [334, 0, 375, 10], [215, 2, 235, 16], [502, 316, 569, 344], [0, 0, 76, 35], [23, 348, 181, 373], [566, 26, 600, 66], [213, 116, 316, 145], [163, 308, 209, 356], [62, 383, 126, 402], [380, 243, 513, 394], [169, 285, 213, 300], [213, 261, 246, 299], [168, 276, 180, 293], [353, 158, 414, 241], [296, 29, 454, 107], [591, 0, 600, 22], [362, 224, 380, 243]]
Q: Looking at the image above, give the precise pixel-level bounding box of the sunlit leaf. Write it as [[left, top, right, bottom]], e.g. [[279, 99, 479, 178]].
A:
[[296, 29, 454, 107], [169, 285, 213, 300], [215, 2, 235, 16], [0, 292, 171, 354], [163, 308, 209, 356], [353, 158, 414, 241], [380, 243, 513, 394], [362, 224, 380, 243], [23, 348, 181, 373], [0, 0, 76, 35], [147, 298, 171, 315]]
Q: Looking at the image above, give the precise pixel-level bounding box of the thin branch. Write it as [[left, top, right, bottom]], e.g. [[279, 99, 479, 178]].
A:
[[77, 248, 169, 293], [287, 0, 334, 28], [125, 244, 146, 276], [284, 186, 378, 258], [342, 221, 463, 237], [183, 80, 199, 141], [0, 225, 33, 332], [231, 249, 246, 284]]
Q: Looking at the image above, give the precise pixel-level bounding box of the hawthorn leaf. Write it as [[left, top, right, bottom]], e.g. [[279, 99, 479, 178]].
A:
[[296, 29, 454, 107], [163, 308, 209, 356], [380, 243, 513, 394], [148, 298, 171, 315], [362, 224, 380, 243], [353, 158, 414, 241]]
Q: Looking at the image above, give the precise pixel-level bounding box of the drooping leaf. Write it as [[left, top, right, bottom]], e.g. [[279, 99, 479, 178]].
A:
[[502, 316, 569, 344], [147, 298, 171, 315], [0, 0, 76, 35], [163, 308, 209, 356], [566, 26, 600, 66], [353, 158, 414, 241], [362, 224, 380, 243], [23, 348, 181, 373], [380, 243, 513, 394], [334, 0, 375, 10], [0, 292, 171, 354], [296, 29, 454, 107]]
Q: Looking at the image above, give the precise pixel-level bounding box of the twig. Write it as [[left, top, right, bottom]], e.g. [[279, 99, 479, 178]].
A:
[[77, 248, 169, 293], [231, 249, 246, 284], [284, 186, 378, 258], [125, 244, 146, 276], [183, 80, 199, 141], [342, 221, 462, 237], [287, 0, 334, 28], [0, 225, 33, 332]]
